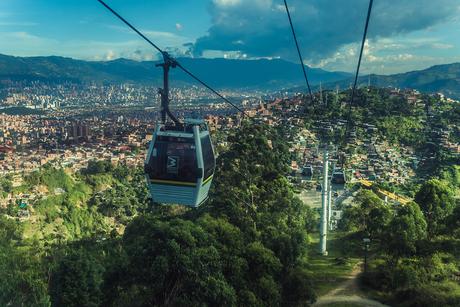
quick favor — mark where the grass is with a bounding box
[306,232,361,296]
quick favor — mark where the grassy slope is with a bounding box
[306,232,361,296]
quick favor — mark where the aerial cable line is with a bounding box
[344,0,374,140]
[283,0,314,103]
[96,0,247,117]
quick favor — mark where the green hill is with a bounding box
[322,63,460,99]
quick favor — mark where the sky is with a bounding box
[1,0,460,75]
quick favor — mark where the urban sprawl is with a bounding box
[1,83,459,215]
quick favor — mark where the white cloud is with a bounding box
[213,0,242,7]
[307,34,460,74]
[104,24,191,48]
[193,0,460,66]
[0,31,162,61]
[105,50,116,60]
[431,43,454,49]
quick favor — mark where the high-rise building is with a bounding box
[67,122,91,142]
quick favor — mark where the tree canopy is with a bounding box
[415,179,455,238]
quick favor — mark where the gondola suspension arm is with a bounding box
[157,53,180,124]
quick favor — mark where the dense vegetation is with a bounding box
[0,106,46,116]
[338,166,460,306]
[0,123,319,306]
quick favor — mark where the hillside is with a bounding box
[369,63,460,98]
[0,54,350,90]
[319,63,460,99]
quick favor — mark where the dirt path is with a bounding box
[313,263,389,307]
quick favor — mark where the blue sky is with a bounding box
[1,0,460,74]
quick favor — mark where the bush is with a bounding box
[25,166,74,191]
[395,282,460,307]
[282,267,316,306]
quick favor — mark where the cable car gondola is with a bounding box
[143,54,215,207]
[95,1,246,207]
[302,165,313,180]
[331,168,346,185]
[145,120,215,207]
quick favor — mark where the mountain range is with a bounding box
[0,54,349,90]
[1,53,460,98]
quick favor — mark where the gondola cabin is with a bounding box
[302,165,313,179]
[331,169,346,185]
[144,119,215,207]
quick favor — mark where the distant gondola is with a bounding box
[302,165,313,179]
[331,169,346,184]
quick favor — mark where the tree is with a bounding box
[0,248,51,307]
[196,214,250,301]
[208,123,310,238]
[415,179,455,238]
[379,116,425,146]
[339,190,391,240]
[439,165,460,189]
[25,166,74,191]
[104,216,237,306]
[0,215,22,247]
[282,267,316,306]
[83,160,113,175]
[385,203,427,259]
[244,241,282,304]
[0,177,12,193]
[448,204,460,238]
[50,248,104,307]
[0,217,50,306]
[202,123,316,305]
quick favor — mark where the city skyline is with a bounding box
[1,0,460,75]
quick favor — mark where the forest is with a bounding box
[0,123,320,306]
